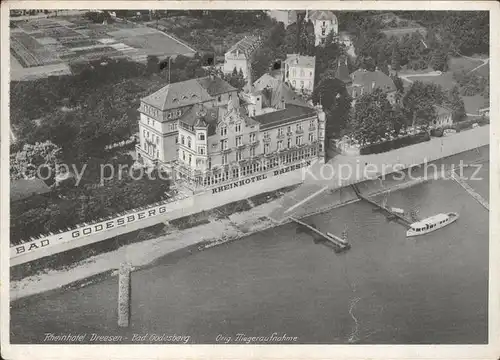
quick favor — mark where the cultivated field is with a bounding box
[10,15,196,80]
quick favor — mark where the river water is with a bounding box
[10,147,489,344]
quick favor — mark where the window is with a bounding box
[249,133,256,142]
[277,140,283,150]
[278,128,284,136]
[198,146,205,155]
[287,126,291,134]
[296,136,303,145]
[198,133,205,141]
[236,136,242,146]
[264,131,269,139]
[143,130,146,137]
[309,132,314,142]
[222,154,228,164]
[177,110,182,116]
[235,123,241,133]
[250,147,256,157]
[229,94,232,100]
[147,118,150,125]
[236,151,243,161]
[321,28,326,36]
[287,138,291,148]
[182,151,186,161]
[296,123,302,131]
[188,154,192,164]
[168,112,172,119]
[175,136,178,144]
[217,95,222,102]
[220,139,228,150]
[188,137,192,148]
[300,80,304,89]
[220,126,227,136]
[264,143,270,154]
[143,142,146,150]
[310,71,313,76]
[310,119,315,127]
[181,135,185,145]
[156,136,159,145]
[208,158,212,169]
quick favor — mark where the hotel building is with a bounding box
[136,75,238,168]
[174,74,326,193]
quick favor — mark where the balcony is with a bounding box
[249,140,260,147]
[295,128,304,134]
[236,143,247,149]
[286,131,293,137]
[277,133,285,139]
[263,136,271,143]
[309,126,316,131]
[221,147,232,154]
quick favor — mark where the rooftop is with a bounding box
[308,10,337,21]
[226,35,261,56]
[349,69,396,93]
[141,76,236,112]
[253,73,311,108]
[254,104,317,130]
[433,104,453,116]
[335,56,351,84]
[11,178,51,202]
[284,54,316,68]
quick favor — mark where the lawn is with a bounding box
[449,55,488,73]
[404,72,457,91]
[463,95,488,115]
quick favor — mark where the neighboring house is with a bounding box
[174,74,326,193]
[11,178,51,204]
[223,36,262,80]
[335,56,351,85]
[348,69,397,107]
[432,105,453,128]
[282,54,316,94]
[137,75,238,167]
[267,10,298,27]
[306,10,338,46]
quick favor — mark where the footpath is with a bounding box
[10,125,491,300]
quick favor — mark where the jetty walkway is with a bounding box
[451,172,489,210]
[288,217,350,253]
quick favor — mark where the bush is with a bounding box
[430,128,444,137]
[360,132,431,155]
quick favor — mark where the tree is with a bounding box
[391,44,402,71]
[351,88,394,145]
[430,47,449,72]
[403,81,444,128]
[445,85,466,123]
[10,141,62,186]
[391,73,405,95]
[389,104,408,135]
[311,78,352,138]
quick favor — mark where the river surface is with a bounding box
[10,148,489,344]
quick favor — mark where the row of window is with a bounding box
[291,80,310,89]
[275,121,314,137]
[143,129,160,145]
[198,148,318,187]
[219,121,241,136]
[290,68,313,78]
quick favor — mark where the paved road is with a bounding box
[268,125,490,222]
[399,71,442,84]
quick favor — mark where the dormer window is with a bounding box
[167,112,172,119]
[177,110,181,116]
[173,98,178,102]
[192,94,197,98]
[182,95,188,100]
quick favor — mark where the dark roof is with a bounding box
[349,69,396,94]
[226,36,261,56]
[141,76,235,111]
[196,76,237,96]
[179,104,219,136]
[11,178,51,202]
[254,104,317,130]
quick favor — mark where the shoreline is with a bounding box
[10,144,489,301]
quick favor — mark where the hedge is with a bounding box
[360,132,431,155]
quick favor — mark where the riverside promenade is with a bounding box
[269,125,491,222]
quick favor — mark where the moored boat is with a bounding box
[406,212,459,237]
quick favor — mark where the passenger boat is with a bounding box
[406,212,459,237]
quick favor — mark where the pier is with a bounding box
[451,172,489,210]
[288,217,350,253]
[351,184,412,228]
